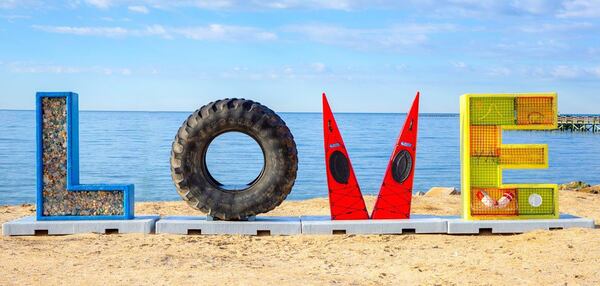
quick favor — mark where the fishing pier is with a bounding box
[558,115,600,133]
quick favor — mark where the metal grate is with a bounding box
[470,125,500,157]
[517,188,555,215]
[470,157,499,188]
[470,97,516,126]
[500,147,546,165]
[516,96,555,125]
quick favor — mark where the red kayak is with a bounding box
[322,93,369,220]
[371,92,420,219]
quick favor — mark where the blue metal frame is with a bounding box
[36,92,134,220]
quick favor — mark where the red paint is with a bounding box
[322,93,369,220]
[371,92,420,219]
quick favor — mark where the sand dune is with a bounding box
[1,191,599,285]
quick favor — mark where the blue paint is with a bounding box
[36,92,134,221]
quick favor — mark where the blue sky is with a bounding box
[0,0,599,113]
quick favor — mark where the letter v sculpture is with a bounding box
[323,92,420,220]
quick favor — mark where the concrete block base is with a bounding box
[2,216,160,236]
[4,214,594,236]
[447,214,595,234]
[301,215,449,235]
[156,216,301,236]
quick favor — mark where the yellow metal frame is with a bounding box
[460,93,559,220]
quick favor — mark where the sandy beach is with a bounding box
[1,191,599,286]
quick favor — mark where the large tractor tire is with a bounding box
[170,98,298,220]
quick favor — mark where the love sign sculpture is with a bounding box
[31,91,561,224]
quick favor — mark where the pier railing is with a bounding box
[558,115,600,132]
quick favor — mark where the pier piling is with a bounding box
[558,116,600,133]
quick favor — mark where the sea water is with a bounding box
[1,110,599,205]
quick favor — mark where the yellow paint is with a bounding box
[460,93,559,220]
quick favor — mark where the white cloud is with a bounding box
[310,62,326,72]
[2,62,162,76]
[32,25,129,37]
[80,0,377,11]
[20,0,553,16]
[215,64,368,81]
[488,66,512,76]
[558,0,600,18]
[120,68,132,75]
[3,61,137,76]
[86,0,113,9]
[519,22,594,32]
[151,0,235,10]
[393,64,406,71]
[143,24,170,38]
[510,0,559,14]
[72,0,238,10]
[139,0,560,15]
[257,0,357,10]
[31,24,277,41]
[587,47,600,55]
[173,24,277,41]
[396,0,561,17]
[0,14,30,22]
[0,0,41,9]
[588,66,600,77]
[100,16,132,22]
[5,0,596,20]
[128,5,149,13]
[551,65,580,79]
[452,61,468,69]
[492,39,569,58]
[0,0,17,9]
[286,23,454,51]
[548,65,600,79]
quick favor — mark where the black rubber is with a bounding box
[170,98,298,220]
[391,150,413,184]
[329,151,350,184]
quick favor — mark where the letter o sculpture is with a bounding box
[170,98,298,220]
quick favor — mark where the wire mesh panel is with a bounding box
[516,96,555,125]
[470,157,499,188]
[500,146,546,166]
[471,188,518,216]
[470,126,500,157]
[517,188,555,215]
[470,97,516,126]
